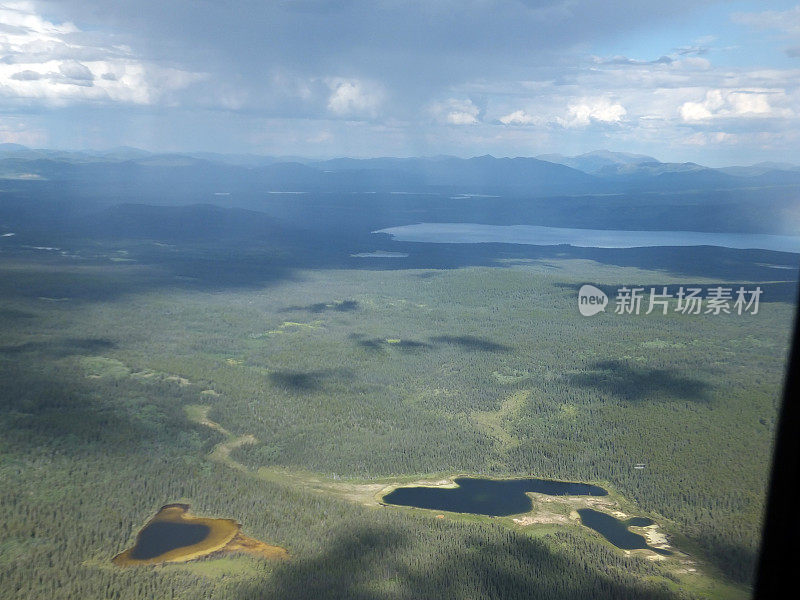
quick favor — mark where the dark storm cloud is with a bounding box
[39,0,714,108]
[6,1,797,162]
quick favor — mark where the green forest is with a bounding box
[0,239,794,600]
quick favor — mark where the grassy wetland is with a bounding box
[0,209,796,599]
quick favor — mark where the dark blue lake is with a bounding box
[577,508,671,555]
[382,477,607,517]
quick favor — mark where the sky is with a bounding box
[1,0,799,164]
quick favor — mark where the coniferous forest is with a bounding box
[1,201,795,599]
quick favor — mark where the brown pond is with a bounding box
[113,504,287,566]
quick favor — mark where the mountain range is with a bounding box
[2,145,799,196]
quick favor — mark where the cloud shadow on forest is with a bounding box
[566,359,711,402]
[269,368,354,392]
[0,336,115,357]
[281,300,360,313]
[0,358,161,455]
[350,333,508,354]
[350,333,432,354]
[233,522,681,600]
[430,335,510,352]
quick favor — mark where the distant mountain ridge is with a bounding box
[1,145,799,196]
[535,150,660,174]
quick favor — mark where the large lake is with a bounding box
[382,478,672,553]
[382,477,607,517]
[374,223,800,253]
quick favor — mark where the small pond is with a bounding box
[129,521,211,560]
[113,504,240,566]
[577,508,671,555]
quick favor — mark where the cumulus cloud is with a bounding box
[429,98,480,125]
[499,109,542,126]
[679,88,792,122]
[326,78,384,118]
[0,1,205,105]
[560,97,627,127]
[58,59,93,81]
